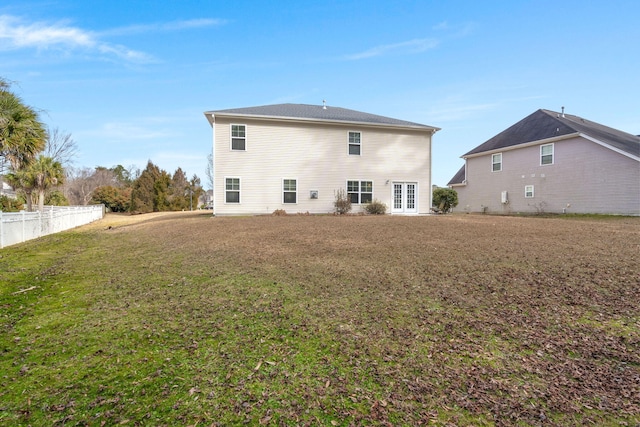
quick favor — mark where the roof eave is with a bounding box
[204,111,440,133]
[461,132,580,159]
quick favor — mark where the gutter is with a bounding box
[204,111,440,133]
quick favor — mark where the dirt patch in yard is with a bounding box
[97,212,640,425]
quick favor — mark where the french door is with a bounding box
[392,182,418,214]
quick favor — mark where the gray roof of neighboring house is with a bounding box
[447,164,466,186]
[463,109,640,158]
[205,103,439,130]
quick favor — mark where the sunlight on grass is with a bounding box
[1,213,639,425]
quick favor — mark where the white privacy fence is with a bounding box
[0,205,104,249]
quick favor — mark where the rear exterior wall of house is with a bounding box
[212,117,433,215]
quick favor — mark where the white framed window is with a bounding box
[225,177,240,203]
[231,124,246,151]
[492,153,502,172]
[283,179,297,204]
[348,131,361,155]
[525,185,534,198]
[541,144,553,165]
[347,180,373,204]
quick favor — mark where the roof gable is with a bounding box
[463,109,639,158]
[447,164,466,186]
[205,103,439,131]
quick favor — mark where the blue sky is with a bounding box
[1,0,638,188]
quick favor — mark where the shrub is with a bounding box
[432,187,458,213]
[272,209,287,216]
[0,195,23,212]
[364,199,387,215]
[333,188,352,215]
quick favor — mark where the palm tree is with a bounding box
[5,167,35,211]
[0,78,47,200]
[32,155,65,212]
[6,155,64,211]
[0,82,47,170]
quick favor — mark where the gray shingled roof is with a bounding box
[463,109,640,158]
[206,103,438,130]
[447,164,466,186]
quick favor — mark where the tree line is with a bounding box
[0,78,204,213]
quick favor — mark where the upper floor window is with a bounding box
[348,131,361,155]
[541,144,553,165]
[347,180,372,204]
[283,179,297,204]
[225,177,240,203]
[231,124,246,151]
[492,153,502,172]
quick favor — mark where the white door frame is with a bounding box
[391,181,418,214]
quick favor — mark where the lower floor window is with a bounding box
[525,185,534,198]
[283,179,297,203]
[225,178,240,203]
[347,180,373,204]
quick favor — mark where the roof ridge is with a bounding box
[206,103,440,130]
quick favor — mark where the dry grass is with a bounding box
[1,212,639,426]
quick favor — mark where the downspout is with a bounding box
[211,114,216,216]
[428,128,435,213]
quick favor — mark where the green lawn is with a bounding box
[1,212,639,426]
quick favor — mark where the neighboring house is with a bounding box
[448,109,640,215]
[204,103,439,216]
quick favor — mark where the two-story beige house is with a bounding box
[448,109,640,215]
[204,103,439,215]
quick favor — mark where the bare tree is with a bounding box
[205,153,213,191]
[45,127,78,167]
[64,167,118,205]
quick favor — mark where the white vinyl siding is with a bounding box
[211,117,434,215]
[492,153,502,172]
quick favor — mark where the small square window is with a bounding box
[525,185,534,198]
[492,153,502,172]
[231,124,246,151]
[348,131,361,155]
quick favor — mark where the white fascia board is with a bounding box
[461,133,580,159]
[204,112,216,127]
[204,111,440,134]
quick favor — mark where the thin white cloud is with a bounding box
[0,14,154,63]
[432,21,450,31]
[344,38,439,60]
[0,15,224,63]
[98,18,226,37]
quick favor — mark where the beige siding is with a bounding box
[213,118,432,215]
[455,136,640,215]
